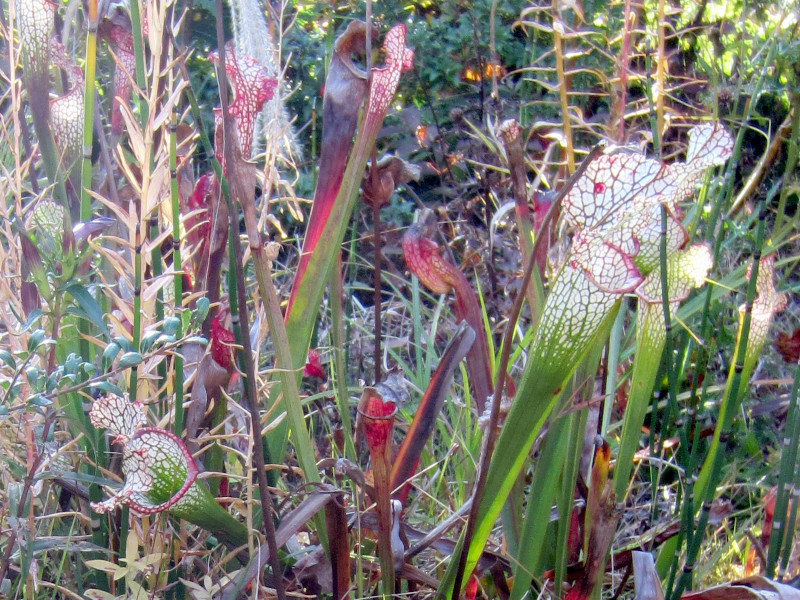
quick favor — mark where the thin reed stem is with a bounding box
[213,9,285,597]
[80,0,97,220]
[766,351,800,574]
[655,0,665,146]
[552,0,574,174]
[128,0,149,127]
[130,221,142,402]
[671,207,767,600]
[168,43,184,435]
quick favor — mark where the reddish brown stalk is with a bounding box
[402,222,492,413]
[363,155,421,384]
[390,323,475,505]
[566,439,620,600]
[358,387,399,591]
[212,7,285,598]
[498,120,534,261]
[325,491,351,600]
[498,119,546,311]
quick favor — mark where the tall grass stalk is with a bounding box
[664,30,782,589]
[128,0,149,127]
[79,0,97,220]
[766,349,800,575]
[77,0,96,368]
[778,443,800,578]
[330,259,356,460]
[654,0,666,141]
[671,212,767,600]
[168,46,184,435]
[150,215,167,403]
[130,221,142,402]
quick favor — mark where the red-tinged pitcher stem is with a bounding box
[373,447,394,594]
[358,387,397,596]
[279,24,412,457]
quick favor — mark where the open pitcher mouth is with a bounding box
[89,395,199,515]
[357,386,398,453]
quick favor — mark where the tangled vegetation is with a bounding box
[0,1,798,599]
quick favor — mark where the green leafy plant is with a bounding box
[1,1,798,598]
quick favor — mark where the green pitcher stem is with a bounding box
[615,245,713,499]
[439,297,621,596]
[613,311,666,500]
[170,482,248,549]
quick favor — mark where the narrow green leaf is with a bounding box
[89,381,125,396]
[140,330,160,353]
[0,350,16,370]
[28,329,46,352]
[66,283,109,336]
